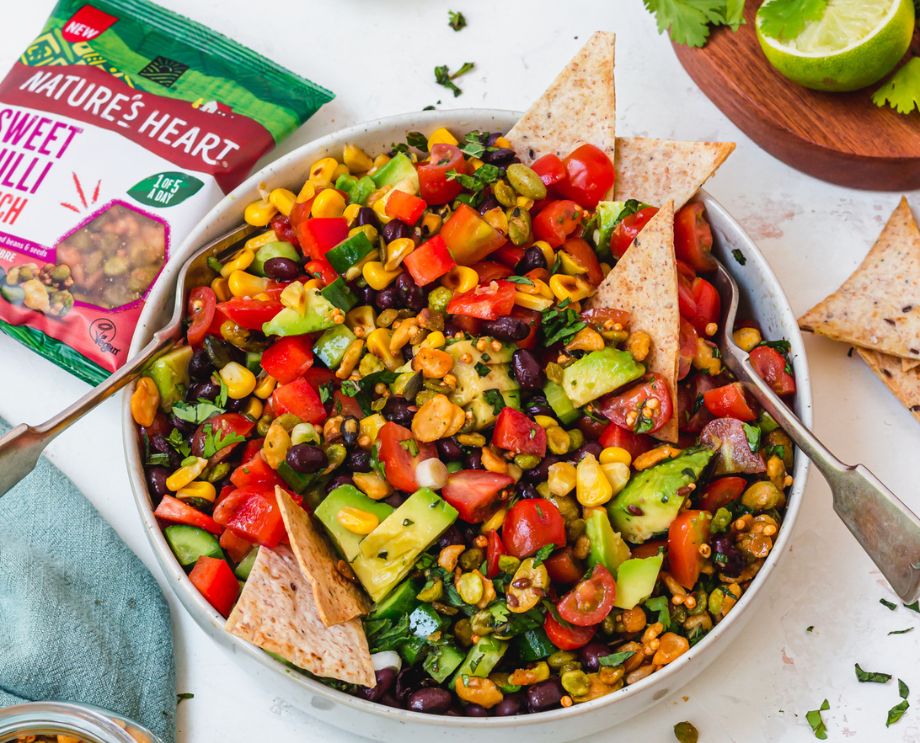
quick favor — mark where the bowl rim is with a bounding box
[122,107,813,729]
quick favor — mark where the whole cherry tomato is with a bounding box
[502,498,566,558]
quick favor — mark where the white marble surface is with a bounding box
[1,1,919,741]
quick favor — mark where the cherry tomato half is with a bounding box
[610,206,658,260]
[377,422,437,494]
[442,469,514,523]
[750,345,796,396]
[561,237,604,287]
[556,144,615,209]
[702,382,757,422]
[557,564,617,627]
[417,143,466,205]
[533,200,582,248]
[674,202,715,273]
[186,286,216,346]
[502,498,566,558]
[598,373,674,434]
[544,611,596,651]
[668,510,712,589]
[698,476,746,511]
[598,422,653,459]
[531,153,567,189]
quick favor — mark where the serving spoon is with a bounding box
[0,223,258,499]
[710,258,920,602]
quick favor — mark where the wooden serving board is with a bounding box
[672,4,920,191]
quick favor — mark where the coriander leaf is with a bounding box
[483,389,505,415]
[447,163,502,194]
[166,428,191,457]
[171,400,223,425]
[758,0,827,42]
[880,598,898,610]
[757,338,792,355]
[887,699,909,727]
[742,422,762,452]
[318,382,333,404]
[903,600,920,613]
[806,625,814,633]
[806,699,830,740]
[541,303,587,346]
[599,650,635,667]
[855,663,892,683]
[474,362,491,377]
[889,627,914,635]
[505,276,535,286]
[899,678,910,699]
[434,62,475,97]
[873,58,920,115]
[399,438,419,457]
[448,10,467,31]
[723,0,745,30]
[176,692,194,704]
[532,544,555,566]
[644,596,671,630]
[365,615,413,653]
[406,131,429,151]
[643,0,726,47]
[201,424,245,459]
[731,248,747,265]
[460,130,489,158]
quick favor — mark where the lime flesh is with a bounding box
[756,0,916,91]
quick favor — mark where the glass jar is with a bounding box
[0,702,162,743]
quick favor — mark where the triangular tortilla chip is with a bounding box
[857,348,920,424]
[902,357,920,373]
[276,487,369,626]
[614,137,735,210]
[589,202,680,443]
[507,32,616,165]
[226,545,375,688]
[799,198,920,361]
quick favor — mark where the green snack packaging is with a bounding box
[0,0,332,383]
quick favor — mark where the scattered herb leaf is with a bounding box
[872,58,920,116]
[505,275,535,286]
[406,131,429,151]
[731,248,747,265]
[889,627,914,635]
[434,62,475,97]
[644,596,671,630]
[447,163,502,194]
[758,0,827,42]
[742,422,762,452]
[171,399,224,425]
[855,663,891,684]
[903,600,919,613]
[805,699,829,740]
[448,10,467,31]
[201,424,245,459]
[880,598,898,610]
[887,699,910,727]
[176,692,194,704]
[599,650,636,667]
[532,544,555,567]
[642,0,743,48]
[542,300,587,346]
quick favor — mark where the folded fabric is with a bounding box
[0,420,176,742]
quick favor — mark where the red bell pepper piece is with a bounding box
[598,423,653,460]
[304,257,338,287]
[492,407,547,457]
[295,217,349,261]
[217,298,283,331]
[486,529,505,578]
[219,529,254,563]
[260,336,314,384]
[189,556,239,617]
[224,489,288,548]
[272,376,327,425]
[230,451,284,491]
[154,495,222,535]
[440,203,506,265]
[385,190,427,225]
[446,280,516,320]
[403,235,455,286]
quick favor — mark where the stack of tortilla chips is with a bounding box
[799,198,920,423]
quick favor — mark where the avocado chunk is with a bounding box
[371,152,420,192]
[561,347,645,407]
[314,324,357,369]
[351,488,458,602]
[451,362,519,408]
[262,288,338,337]
[585,507,631,574]
[424,643,466,683]
[409,603,447,638]
[315,485,394,561]
[543,380,579,425]
[250,241,299,276]
[608,448,714,543]
[452,636,508,683]
[614,554,664,609]
[370,577,420,620]
[468,388,521,430]
[147,345,193,411]
[592,201,628,260]
[446,338,515,366]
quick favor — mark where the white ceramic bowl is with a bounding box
[123,109,812,742]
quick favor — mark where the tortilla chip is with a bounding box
[588,202,680,443]
[614,137,735,210]
[507,32,616,165]
[857,348,920,424]
[276,487,369,626]
[225,545,375,688]
[902,357,920,373]
[799,198,920,361]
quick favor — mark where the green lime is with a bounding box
[756,0,916,92]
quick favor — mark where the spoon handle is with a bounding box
[0,327,178,499]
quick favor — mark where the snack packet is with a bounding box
[0,0,332,384]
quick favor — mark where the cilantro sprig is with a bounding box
[541,300,587,347]
[806,699,830,739]
[757,0,826,42]
[448,10,467,31]
[873,58,920,116]
[434,62,475,97]
[642,0,745,48]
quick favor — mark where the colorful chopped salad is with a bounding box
[132,34,798,718]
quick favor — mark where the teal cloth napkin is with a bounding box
[0,420,176,742]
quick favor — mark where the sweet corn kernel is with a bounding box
[353,471,393,500]
[311,188,347,219]
[243,397,263,420]
[422,330,446,349]
[546,426,571,455]
[549,274,593,302]
[336,506,380,535]
[254,374,277,399]
[333,163,350,179]
[384,237,415,272]
[360,413,387,444]
[308,157,339,188]
[515,196,535,209]
[733,326,763,352]
[371,194,393,224]
[428,127,459,146]
[363,261,401,290]
[262,422,292,470]
[547,461,577,497]
[244,230,279,252]
[481,507,507,533]
[515,291,554,311]
[441,266,479,293]
[421,212,442,236]
[210,276,230,301]
[576,453,614,507]
[494,135,512,148]
[343,203,362,224]
[220,247,254,278]
[600,462,631,496]
[280,281,307,313]
[534,415,557,429]
[600,446,632,467]
[268,188,296,217]
[165,458,208,492]
[243,199,277,227]
[343,144,374,173]
[228,270,269,298]
[177,480,217,503]
[220,361,257,399]
[296,180,316,203]
[366,328,401,370]
[130,377,160,427]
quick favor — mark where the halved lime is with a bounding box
[756,0,916,92]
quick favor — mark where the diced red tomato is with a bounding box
[260,336,314,384]
[470,261,513,283]
[678,319,700,381]
[502,498,566,558]
[270,212,298,246]
[403,235,455,286]
[440,203,506,265]
[217,298,283,331]
[530,153,567,189]
[295,217,349,261]
[557,564,616,626]
[532,200,582,248]
[668,510,711,589]
[486,529,505,578]
[304,366,335,389]
[220,529,254,563]
[385,189,427,225]
[632,538,668,560]
[610,207,658,260]
[560,237,603,287]
[442,470,514,523]
[544,612,596,650]
[377,422,437,493]
[186,286,216,346]
[598,373,674,435]
[750,345,796,396]
[492,244,524,269]
[417,143,465,205]
[544,548,584,585]
[698,477,746,511]
[224,489,288,547]
[598,422,653,459]
[272,376,327,425]
[304,257,338,287]
[692,277,721,331]
[702,382,757,421]
[492,407,547,457]
[230,451,284,491]
[331,389,363,419]
[511,306,541,350]
[446,279,516,320]
[189,556,239,617]
[555,144,615,209]
[154,495,222,534]
[674,203,715,273]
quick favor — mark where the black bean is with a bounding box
[146,466,170,499]
[325,473,353,493]
[382,396,414,427]
[464,448,483,470]
[579,641,613,672]
[150,435,181,469]
[187,380,219,402]
[462,703,490,717]
[482,147,518,166]
[263,257,301,282]
[482,316,530,342]
[436,437,463,461]
[404,286,425,311]
[375,286,400,310]
[570,441,602,463]
[478,195,500,214]
[577,414,608,440]
[356,206,379,228]
[526,679,563,712]
[524,395,553,419]
[353,283,377,306]
[341,416,360,448]
[523,454,561,483]
[188,348,212,381]
[493,693,524,716]
[359,668,397,702]
[712,533,746,577]
[407,688,453,714]
[286,444,327,474]
[384,491,408,508]
[169,414,197,435]
[485,132,503,147]
[515,246,548,275]
[435,525,465,549]
[381,219,411,243]
[346,448,372,472]
[225,396,248,412]
[516,482,539,500]
[512,349,544,389]
[396,666,429,702]
[380,694,402,709]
